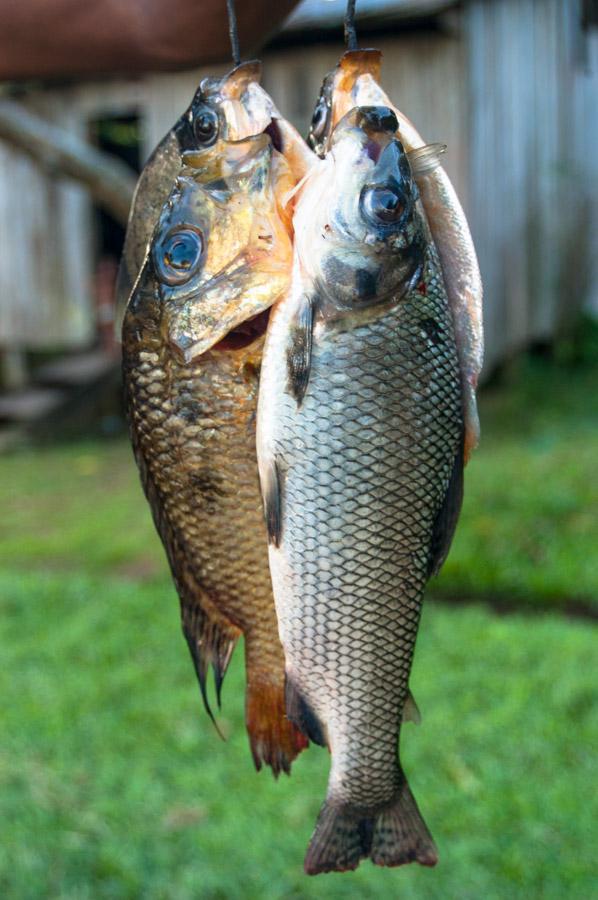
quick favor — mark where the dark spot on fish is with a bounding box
[323,254,353,285]
[355,268,378,301]
[177,400,203,422]
[286,294,314,406]
[263,458,283,547]
[242,361,261,383]
[420,317,442,345]
[265,120,283,153]
[250,161,267,193]
[188,469,227,501]
[417,280,428,296]
[285,674,327,746]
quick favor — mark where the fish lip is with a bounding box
[181,132,271,178]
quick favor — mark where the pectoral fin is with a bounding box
[286,293,315,406]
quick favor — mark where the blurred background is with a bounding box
[0,1,596,897]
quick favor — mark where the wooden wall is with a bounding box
[466,0,598,369]
[0,98,93,348]
[1,0,596,369]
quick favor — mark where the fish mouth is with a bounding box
[212,308,270,352]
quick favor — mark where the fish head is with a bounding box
[134,132,293,362]
[308,49,382,157]
[116,60,282,331]
[175,59,276,151]
[296,105,425,315]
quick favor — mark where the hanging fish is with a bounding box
[257,107,464,871]
[308,49,483,462]
[115,59,311,329]
[122,131,310,775]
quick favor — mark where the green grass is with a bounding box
[0,352,596,897]
[434,351,598,609]
[1,351,597,610]
[1,571,596,899]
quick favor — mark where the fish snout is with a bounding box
[354,106,398,136]
[360,141,415,229]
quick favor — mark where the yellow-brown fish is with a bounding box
[122,132,309,775]
[115,59,311,329]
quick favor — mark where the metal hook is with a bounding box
[226,0,241,66]
[344,0,358,51]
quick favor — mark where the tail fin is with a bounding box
[370,779,438,868]
[304,777,437,875]
[246,675,308,778]
[304,803,366,875]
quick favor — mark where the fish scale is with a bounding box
[259,228,462,868]
[123,283,307,776]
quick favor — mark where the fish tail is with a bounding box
[304,775,437,875]
[370,776,438,868]
[245,672,308,778]
[304,802,368,875]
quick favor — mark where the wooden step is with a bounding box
[0,387,67,423]
[34,350,118,388]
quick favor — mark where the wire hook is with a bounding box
[226,0,241,66]
[344,0,358,51]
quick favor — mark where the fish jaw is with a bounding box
[146,133,294,363]
[163,261,290,363]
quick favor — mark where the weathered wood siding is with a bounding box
[467,0,598,369]
[1,0,596,362]
[262,33,469,208]
[0,98,93,348]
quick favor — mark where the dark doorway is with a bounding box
[89,114,141,351]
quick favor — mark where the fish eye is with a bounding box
[193,106,219,146]
[360,184,406,226]
[154,227,203,285]
[310,96,329,141]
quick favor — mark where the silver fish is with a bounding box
[257,107,464,873]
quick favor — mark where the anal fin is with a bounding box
[402,690,422,725]
[285,674,327,747]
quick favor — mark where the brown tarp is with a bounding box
[0,0,300,81]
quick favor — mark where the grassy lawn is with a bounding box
[0,351,596,897]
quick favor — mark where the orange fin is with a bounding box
[246,675,308,777]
